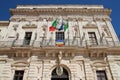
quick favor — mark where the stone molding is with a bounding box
[10,8,111,16]
[91,61,108,67]
[0,47,119,59]
[11,61,29,67]
[83,23,97,29]
[22,24,37,29]
[10,17,111,22]
[0,21,9,26]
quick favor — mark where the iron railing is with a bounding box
[0,39,120,48]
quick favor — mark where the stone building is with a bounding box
[0,5,120,80]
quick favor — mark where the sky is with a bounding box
[0,0,120,40]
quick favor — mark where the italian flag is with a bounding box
[49,20,57,31]
[64,21,69,31]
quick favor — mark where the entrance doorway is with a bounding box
[51,67,69,80]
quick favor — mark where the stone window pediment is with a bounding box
[92,62,107,67]
[22,24,37,29]
[83,23,97,29]
[12,61,29,67]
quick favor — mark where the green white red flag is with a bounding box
[49,19,57,31]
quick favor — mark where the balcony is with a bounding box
[0,39,120,48]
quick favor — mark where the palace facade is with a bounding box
[0,5,120,80]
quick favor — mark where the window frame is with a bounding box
[24,32,32,45]
[96,70,108,80]
[56,32,64,41]
[88,32,98,45]
[13,70,24,80]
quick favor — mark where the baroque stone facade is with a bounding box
[0,5,120,80]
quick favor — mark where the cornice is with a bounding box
[93,17,111,21]
[17,5,104,8]
[0,21,9,26]
[10,8,111,16]
[0,46,120,55]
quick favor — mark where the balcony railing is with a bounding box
[0,39,120,48]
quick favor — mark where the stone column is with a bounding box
[84,59,94,80]
[105,20,119,42]
[107,55,120,80]
[42,60,51,80]
[95,20,104,45]
[105,67,113,80]
[77,20,83,46]
[0,55,12,80]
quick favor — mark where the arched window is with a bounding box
[51,67,69,80]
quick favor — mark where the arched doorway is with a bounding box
[51,67,69,80]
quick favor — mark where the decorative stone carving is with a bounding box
[42,25,47,32]
[37,65,41,73]
[88,48,107,57]
[10,18,21,22]
[78,18,83,21]
[74,26,78,32]
[10,18,17,22]
[68,17,73,21]
[104,17,111,21]
[83,23,97,29]
[58,51,62,64]
[22,24,37,29]
[73,25,79,38]
[91,61,108,78]
[48,17,53,21]
[13,48,31,57]
[93,17,104,21]
[94,17,111,22]
[13,24,18,31]
[102,25,111,37]
[19,18,27,22]
[56,66,63,76]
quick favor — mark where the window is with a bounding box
[56,32,64,46]
[56,32,64,40]
[88,32,98,45]
[14,70,24,80]
[24,32,32,45]
[96,70,107,80]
